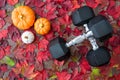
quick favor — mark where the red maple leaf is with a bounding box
[4,46,11,55]
[25,44,36,53]
[58,14,71,25]
[0,64,8,72]
[72,27,82,36]
[13,48,25,60]
[23,65,39,79]
[0,29,8,40]
[51,21,60,32]
[68,61,78,70]
[63,25,72,36]
[0,18,5,28]
[8,24,21,42]
[0,10,6,18]
[79,58,91,74]
[85,0,98,8]
[110,54,120,67]
[71,0,81,11]
[108,36,120,48]
[95,0,108,8]
[117,20,120,27]
[0,0,6,7]
[0,47,5,59]
[113,45,120,55]
[7,0,18,5]
[34,70,48,80]
[37,51,50,63]
[38,38,49,50]
[56,71,71,80]
[78,46,88,56]
[34,0,45,7]
[54,60,64,66]
[44,31,55,41]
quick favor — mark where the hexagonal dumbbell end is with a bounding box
[88,15,113,41]
[49,37,70,61]
[86,47,111,67]
[71,6,95,26]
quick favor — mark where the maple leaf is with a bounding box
[77,46,88,56]
[95,0,108,8]
[0,10,6,18]
[58,14,71,25]
[108,36,120,48]
[7,0,18,6]
[44,31,55,41]
[8,24,21,42]
[0,64,8,72]
[37,51,50,63]
[113,45,120,55]
[0,18,5,29]
[117,20,120,27]
[71,68,79,79]
[56,71,71,80]
[13,48,25,60]
[0,0,6,7]
[79,58,91,74]
[85,0,98,8]
[51,22,60,32]
[72,72,91,80]
[54,60,64,66]
[34,0,45,7]
[25,44,36,53]
[4,46,11,55]
[57,8,67,16]
[23,65,39,79]
[35,70,48,80]
[71,0,81,11]
[72,27,82,36]
[0,29,8,40]
[62,0,73,11]
[68,61,78,70]
[38,38,49,50]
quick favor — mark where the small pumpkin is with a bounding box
[21,31,35,44]
[12,6,35,30]
[34,18,51,35]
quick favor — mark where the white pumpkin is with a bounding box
[21,31,35,44]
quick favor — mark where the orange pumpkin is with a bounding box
[11,6,35,30]
[34,18,51,35]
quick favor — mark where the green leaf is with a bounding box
[3,56,15,67]
[14,2,24,8]
[91,67,100,76]
[49,74,57,80]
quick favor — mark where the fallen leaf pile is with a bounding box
[0,0,120,80]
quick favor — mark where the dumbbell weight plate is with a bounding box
[71,6,95,26]
[49,37,70,61]
[86,47,111,67]
[88,15,113,41]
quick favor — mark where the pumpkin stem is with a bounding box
[24,36,28,39]
[19,15,23,19]
[39,23,44,28]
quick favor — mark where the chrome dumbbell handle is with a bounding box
[66,31,93,47]
[66,24,99,51]
[84,24,99,50]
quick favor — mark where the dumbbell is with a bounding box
[49,6,95,61]
[71,6,112,66]
[49,6,112,67]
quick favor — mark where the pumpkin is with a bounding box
[11,6,35,30]
[21,31,35,44]
[34,18,51,35]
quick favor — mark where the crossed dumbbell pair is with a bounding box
[49,6,113,67]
